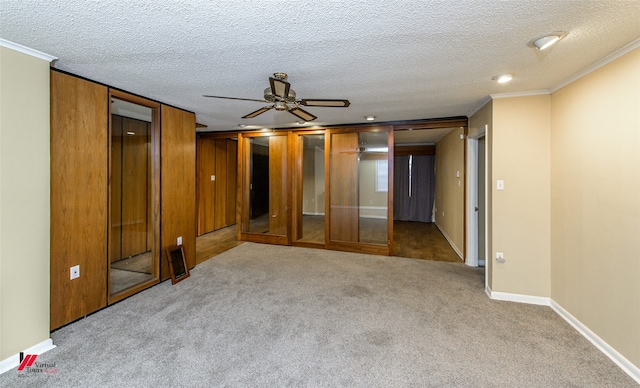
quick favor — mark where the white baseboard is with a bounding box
[483,288,639,383]
[551,300,640,384]
[0,338,56,374]
[486,287,550,306]
[434,221,463,260]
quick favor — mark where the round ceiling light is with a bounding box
[365,116,376,121]
[492,74,513,84]
[528,32,567,50]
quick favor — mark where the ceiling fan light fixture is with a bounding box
[492,74,513,84]
[207,72,349,122]
[528,32,566,50]
[270,76,290,99]
[264,88,275,102]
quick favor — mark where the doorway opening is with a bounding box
[392,128,462,263]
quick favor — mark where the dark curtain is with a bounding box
[393,155,435,222]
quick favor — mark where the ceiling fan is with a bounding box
[204,72,350,122]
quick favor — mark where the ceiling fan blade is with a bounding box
[288,107,317,122]
[301,99,350,107]
[242,106,273,119]
[203,95,267,103]
[269,77,290,99]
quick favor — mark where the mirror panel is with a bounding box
[242,135,288,237]
[110,97,158,297]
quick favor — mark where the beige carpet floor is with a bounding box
[2,243,634,386]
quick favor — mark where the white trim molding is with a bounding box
[0,338,56,375]
[0,38,57,62]
[551,300,640,384]
[490,90,550,100]
[486,287,550,306]
[466,95,492,118]
[550,37,640,93]
[434,221,464,260]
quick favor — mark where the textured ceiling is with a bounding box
[1,1,639,133]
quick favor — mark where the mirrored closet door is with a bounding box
[109,93,160,301]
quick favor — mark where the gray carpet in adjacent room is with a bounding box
[1,243,634,387]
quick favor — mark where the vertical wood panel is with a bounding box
[50,70,108,330]
[269,135,288,235]
[196,138,215,235]
[161,105,196,280]
[214,138,227,230]
[329,132,359,242]
[226,139,238,226]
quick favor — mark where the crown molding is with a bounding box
[466,96,492,118]
[0,38,57,62]
[490,90,550,100]
[550,37,640,93]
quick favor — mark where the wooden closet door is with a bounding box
[214,138,228,230]
[197,138,216,235]
[225,139,238,227]
[269,135,288,236]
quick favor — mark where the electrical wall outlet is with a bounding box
[496,252,505,263]
[177,236,182,246]
[70,265,80,280]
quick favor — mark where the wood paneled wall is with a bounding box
[50,71,108,330]
[161,105,196,280]
[51,70,197,328]
[196,137,237,236]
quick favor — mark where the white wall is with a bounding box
[550,46,640,371]
[490,94,551,298]
[0,42,55,366]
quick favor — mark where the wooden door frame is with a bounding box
[325,125,393,256]
[108,89,161,304]
[236,130,291,245]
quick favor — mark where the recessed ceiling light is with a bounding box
[238,124,246,129]
[528,32,566,50]
[365,116,376,121]
[297,121,305,125]
[492,74,513,84]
